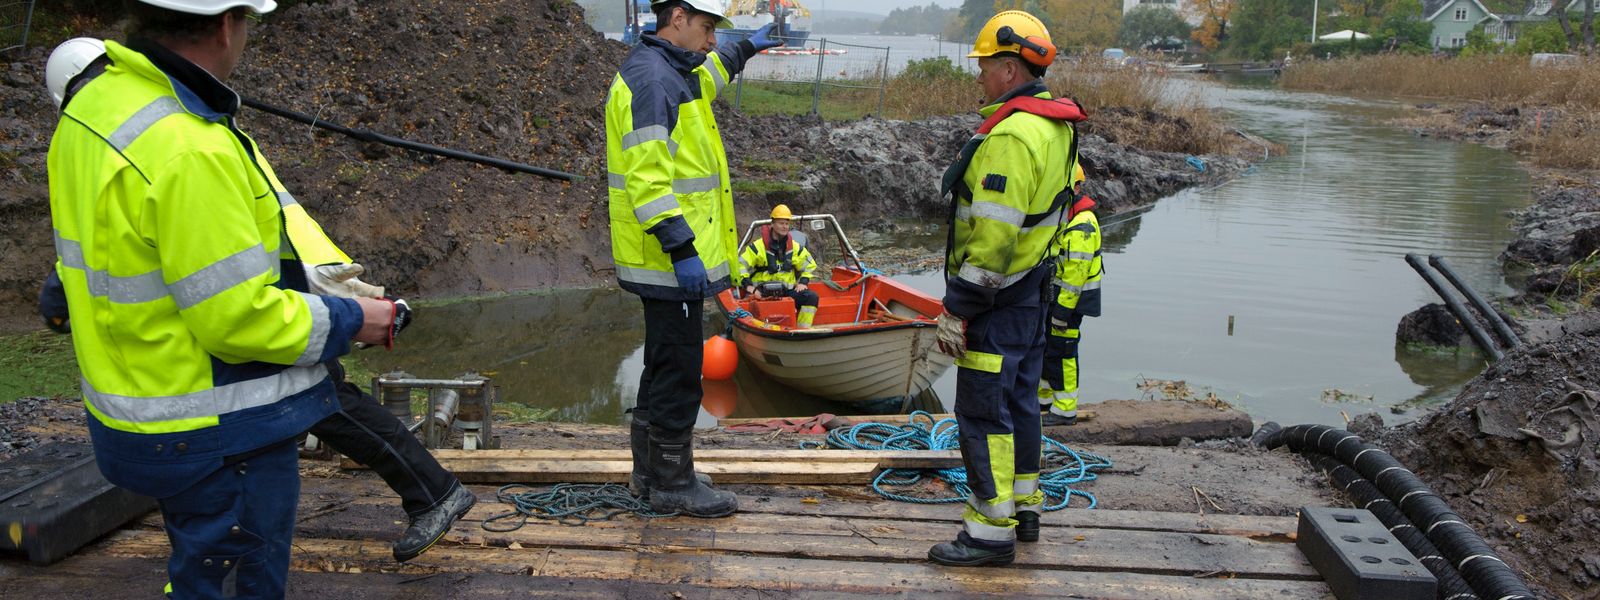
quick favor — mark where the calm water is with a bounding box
[364,77,1529,428]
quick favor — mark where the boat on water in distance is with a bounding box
[723,0,812,48]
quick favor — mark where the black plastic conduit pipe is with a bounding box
[1257,423,1533,600]
[1302,452,1478,600]
[1428,254,1521,349]
[1405,253,1503,361]
[241,98,581,182]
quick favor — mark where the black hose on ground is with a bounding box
[241,97,582,182]
[1427,254,1521,349]
[1257,423,1533,600]
[1405,253,1503,361]
[1301,452,1478,600]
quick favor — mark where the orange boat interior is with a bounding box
[725,267,943,331]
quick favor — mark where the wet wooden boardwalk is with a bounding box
[3,475,1332,599]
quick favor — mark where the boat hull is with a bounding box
[715,266,953,405]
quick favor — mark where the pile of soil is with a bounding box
[0,0,1258,334]
[1378,316,1600,598]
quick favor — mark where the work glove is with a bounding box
[673,255,710,298]
[936,311,966,358]
[39,270,70,334]
[305,262,385,299]
[749,23,783,52]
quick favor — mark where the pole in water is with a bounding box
[1404,253,1503,361]
[1227,315,1235,336]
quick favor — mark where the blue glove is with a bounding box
[673,255,710,297]
[749,23,783,51]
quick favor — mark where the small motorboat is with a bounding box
[713,214,954,404]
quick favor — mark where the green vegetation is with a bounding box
[732,179,803,195]
[742,158,806,179]
[0,331,81,403]
[722,81,878,121]
[1118,5,1191,51]
[878,4,958,36]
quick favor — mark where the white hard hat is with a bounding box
[133,0,277,15]
[46,37,106,108]
[651,0,732,29]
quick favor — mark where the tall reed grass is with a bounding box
[1283,55,1600,170]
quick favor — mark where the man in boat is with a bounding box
[43,2,421,595]
[930,10,1085,566]
[43,34,475,568]
[604,0,782,517]
[1038,163,1102,427]
[738,204,821,328]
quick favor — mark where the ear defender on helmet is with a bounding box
[996,25,1056,67]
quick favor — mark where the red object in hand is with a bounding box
[702,333,738,380]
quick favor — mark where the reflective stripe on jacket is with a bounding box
[942,81,1084,318]
[605,35,756,300]
[1052,205,1102,318]
[738,232,818,287]
[49,40,360,497]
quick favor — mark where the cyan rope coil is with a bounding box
[800,410,1112,510]
[481,483,679,529]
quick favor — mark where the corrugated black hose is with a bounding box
[1256,423,1533,600]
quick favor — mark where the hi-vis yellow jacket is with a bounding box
[49,40,361,498]
[605,35,758,300]
[738,230,818,287]
[1051,199,1103,319]
[941,80,1084,318]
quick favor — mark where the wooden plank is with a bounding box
[340,448,962,470]
[89,529,1331,599]
[420,460,879,484]
[288,498,1316,580]
[289,476,1299,540]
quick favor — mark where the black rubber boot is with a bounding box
[630,416,712,498]
[1041,411,1077,427]
[1015,511,1040,542]
[928,532,1015,566]
[394,484,476,562]
[647,429,737,518]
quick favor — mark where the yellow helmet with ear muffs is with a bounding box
[968,10,1056,67]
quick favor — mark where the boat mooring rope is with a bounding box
[481,483,679,530]
[799,411,1113,510]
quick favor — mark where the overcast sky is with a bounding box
[810,0,957,17]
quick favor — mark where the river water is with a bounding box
[363,76,1529,428]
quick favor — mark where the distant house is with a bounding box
[1423,0,1587,49]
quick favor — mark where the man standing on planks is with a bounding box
[930,10,1085,566]
[604,0,782,517]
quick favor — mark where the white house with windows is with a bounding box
[1423,0,1587,49]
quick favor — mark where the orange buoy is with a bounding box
[700,377,739,418]
[702,333,738,380]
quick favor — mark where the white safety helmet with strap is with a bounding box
[651,0,733,29]
[46,37,106,109]
[134,0,277,15]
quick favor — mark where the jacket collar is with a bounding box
[979,79,1049,117]
[641,34,707,74]
[123,37,240,123]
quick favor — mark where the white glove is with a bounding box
[936,311,967,358]
[305,262,385,299]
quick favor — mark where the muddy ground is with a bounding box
[0,0,1254,333]
[1378,104,1600,599]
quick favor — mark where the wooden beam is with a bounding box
[341,448,961,470]
[91,529,1331,598]
[407,459,879,484]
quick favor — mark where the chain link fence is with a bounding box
[731,36,891,119]
[0,0,35,54]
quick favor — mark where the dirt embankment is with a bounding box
[1381,104,1600,599]
[0,0,1254,333]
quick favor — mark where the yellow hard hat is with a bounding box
[1071,163,1085,188]
[968,11,1056,67]
[770,204,794,220]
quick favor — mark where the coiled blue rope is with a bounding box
[481,483,679,529]
[800,411,1112,510]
